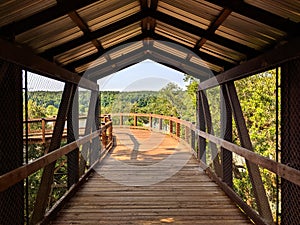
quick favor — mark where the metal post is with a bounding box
[200,90,221,175]
[67,87,79,189]
[31,82,77,225]
[281,59,300,225]
[225,81,273,224]
[0,61,24,225]
[197,90,206,163]
[220,85,233,187]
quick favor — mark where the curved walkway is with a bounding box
[51,128,253,224]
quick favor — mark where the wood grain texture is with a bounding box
[50,128,253,224]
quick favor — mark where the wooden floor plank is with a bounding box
[50,128,253,225]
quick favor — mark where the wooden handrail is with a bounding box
[0,120,113,193]
[112,113,300,187]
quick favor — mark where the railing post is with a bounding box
[191,122,196,151]
[149,114,152,129]
[176,119,180,138]
[133,115,137,127]
[41,118,46,144]
[159,116,163,131]
[169,116,173,134]
[185,126,190,143]
[120,115,123,126]
[102,127,107,149]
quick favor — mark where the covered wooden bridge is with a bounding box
[0,0,300,224]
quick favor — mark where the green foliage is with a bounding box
[101,82,197,123]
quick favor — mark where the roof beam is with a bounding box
[205,0,299,36]
[40,11,147,60]
[0,38,98,91]
[66,31,232,74]
[0,0,100,37]
[199,36,300,90]
[152,11,259,58]
[152,33,234,71]
[88,50,208,81]
[68,11,104,52]
[64,34,147,71]
[84,43,212,80]
[85,48,148,79]
[194,8,232,49]
[148,49,213,79]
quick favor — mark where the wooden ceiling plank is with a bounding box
[64,34,147,71]
[0,0,100,37]
[40,11,146,60]
[205,0,299,35]
[153,11,259,58]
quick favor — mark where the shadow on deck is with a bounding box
[50,128,252,225]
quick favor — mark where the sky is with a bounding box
[25,60,187,92]
[97,59,187,91]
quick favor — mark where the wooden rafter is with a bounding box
[206,0,299,36]
[0,0,100,37]
[68,11,104,52]
[194,8,232,50]
[152,33,234,70]
[64,31,232,74]
[152,11,259,58]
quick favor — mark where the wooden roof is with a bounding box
[0,0,299,82]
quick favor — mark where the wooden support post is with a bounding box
[191,123,195,151]
[169,118,173,134]
[200,90,221,175]
[149,114,152,129]
[176,121,180,138]
[102,128,107,149]
[67,87,79,189]
[120,115,123,126]
[0,61,23,225]
[197,90,206,163]
[225,81,273,224]
[281,59,300,225]
[159,116,163,131]
[185,126,190,144]
[31,83,77,225]
[41,118,46,144]
[220,85,233,187]
[133,115,137,127]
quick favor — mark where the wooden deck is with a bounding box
[50,128,253,225]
